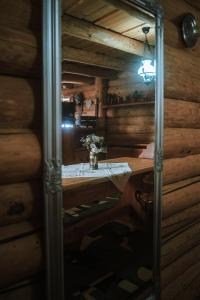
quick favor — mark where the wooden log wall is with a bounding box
[106,71,155,157]
[0,1,43,299]
[62,83,96,100]
[160,0,200,298]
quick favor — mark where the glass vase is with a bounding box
[89,151,98,170]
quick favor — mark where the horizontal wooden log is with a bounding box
[0,0,41,30]
[0,181,41,226]
[163,176,200,194]
[63,86,96,102]
[173,271,200,300]
[163,154,200,184]
[62,14,151,58]
[62,46,130,71]
[165,45,200,101]
[0,223,42,288]
[62,61,118,79]
[162,260,200,300]
[63,84,95,94]
[162,179,200,218]
[0,26,40,77]
[162,203,200,237]
[0,221,40,244]
[162,243,200,288]
[62,73,95,85]
[107,146,144,158]
[164,99,200,128]
[0,279,44,300]
[107,133,154,145]
[161,222,200,268]
[106,105,154,118]
[0,132,41,184]
[107,125,154,134]
[0,76,41,128]
[164,128,200,158]
[107,116,154,127]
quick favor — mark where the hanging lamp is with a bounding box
[138,26,156,84]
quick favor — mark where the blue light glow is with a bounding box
[138,59,156,84]
[61,123,74,128]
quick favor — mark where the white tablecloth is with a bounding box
[62,162,133,192]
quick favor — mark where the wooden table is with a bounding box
[62,157,153,191]
[62,157,153,243]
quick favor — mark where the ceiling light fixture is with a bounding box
[138,26,156,84]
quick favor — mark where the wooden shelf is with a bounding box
[102,101,154,108]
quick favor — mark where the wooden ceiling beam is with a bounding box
[62,61,119,79]
[62,73,95,85]
[62,46,134,71]
[101,0,154,24]
[62,14,152,58]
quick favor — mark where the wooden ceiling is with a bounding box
[62,0,155,84]
[62,0,155,44]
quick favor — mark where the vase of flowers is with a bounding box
[81,134,106,169]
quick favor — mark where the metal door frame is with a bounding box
[43,0,64,299]
[43,1,164,299]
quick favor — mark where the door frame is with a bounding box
[43,1,164,299]
[43,0,64,299]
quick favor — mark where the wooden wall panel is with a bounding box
[164,99,200,128]
[162,203,200,237]
[161,221,200,268]
[0,0,41,30]
[162,178,200,218]
[0,279,45,300]
[0,181,41,226]
[165,46,200,101]
[162,258,200,300]
[107,71,155,102]
[164,128,200,158]
[106,72,154,157]
[162,242,200,288]
[163,155,200,185]
[0,132,41,184]
[161,0,200,297]
[0,0,43,294]
[0,26,40,78]
[63,84,96,100]
[0,76,41,128]
[0,279,44,300]
[0,225,42,288]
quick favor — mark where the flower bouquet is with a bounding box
[81,134,106,169]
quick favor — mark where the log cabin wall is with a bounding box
[106,71,155,158]
[160,1,200,299]
[62,83,96,100]
[0,1,43,299]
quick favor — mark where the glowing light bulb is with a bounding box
[138,59,156,84]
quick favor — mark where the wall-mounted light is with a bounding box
[138,26,156,84]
